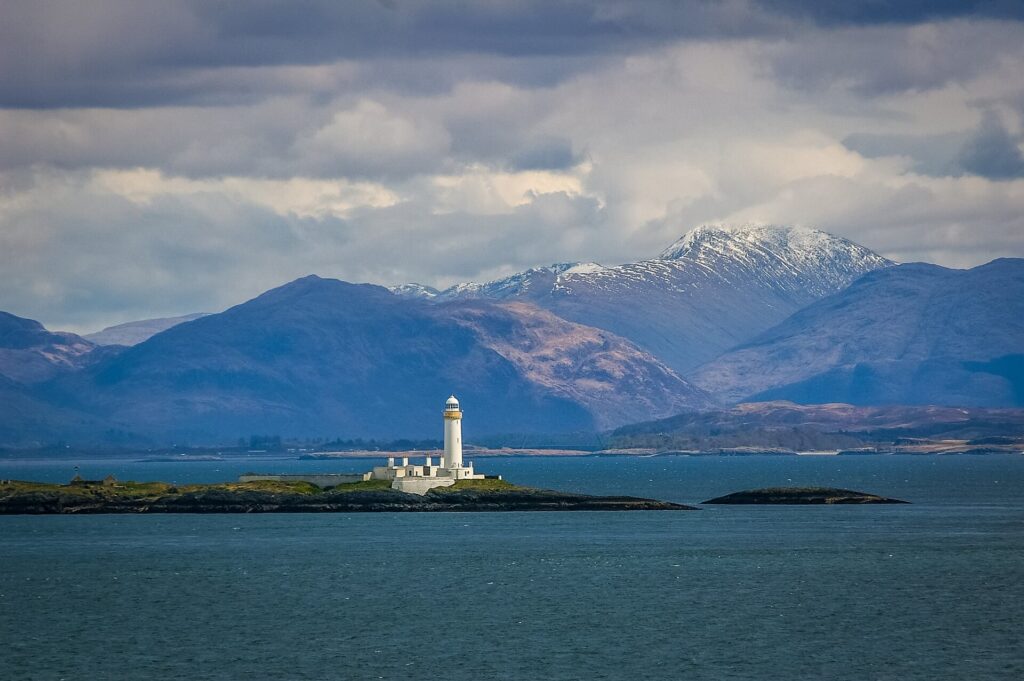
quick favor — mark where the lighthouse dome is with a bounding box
[445,395,460,409]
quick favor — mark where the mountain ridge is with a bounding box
[692,258,1024,406]
[26,275,708,444]
[394,224,893,373]
[0,312,102,385]
[85,313,211,347]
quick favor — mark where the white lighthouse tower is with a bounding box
[367,394,488,493]
[443,395,463,469]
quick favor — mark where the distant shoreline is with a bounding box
[0,446,1021,463]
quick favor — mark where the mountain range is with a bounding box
[693,258,1024,406]
[1,224,1020,446]
[5,277,708,444]
[394,224,892,373]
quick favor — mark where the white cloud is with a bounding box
[88,169,401,219]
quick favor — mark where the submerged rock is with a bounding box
[702,487,908,505]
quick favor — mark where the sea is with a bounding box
[1,454,1022,681]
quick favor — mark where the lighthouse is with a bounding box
[443,395,463,469]
[354,395,492,493]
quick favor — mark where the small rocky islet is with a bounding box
[0,478,696,514]
[702,487,908,505]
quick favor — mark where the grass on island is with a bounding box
[326,479,393,492]
[426,478,519,493]
[0,479,179,499]
[0,476,522,501]
[0,478,325,500]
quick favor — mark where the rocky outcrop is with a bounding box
[702,487,908,504]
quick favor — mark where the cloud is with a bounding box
[5,1,1020,109]
[292,100,453,179]
[842,131,969,176]
[761,0,1024,26]
[1,5,1024,330]
[508,138,580,171]
[956,110,1024,179]
[0,165,601,331]
[766,20,1024,96]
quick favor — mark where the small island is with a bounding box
[702,487,908,505]
[0,478,695,514]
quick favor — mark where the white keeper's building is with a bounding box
[369,395,488,494]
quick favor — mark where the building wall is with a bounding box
[391,477,456,495]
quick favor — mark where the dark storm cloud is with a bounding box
[508,139,581,171]
[842,131,969,176]
[956,111,1024,179]
[4,0,1018,109]
[0,0,745,108]
[766,19,1024,96]
[844,114,1024,181]
[761,0,1024,26]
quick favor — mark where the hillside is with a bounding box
[36,276,707,443]
[0,311,102,384]
[608,401,1024,451]
[692,259,1024,406]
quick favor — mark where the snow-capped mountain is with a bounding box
[431,263,607,300]
[387,283,440,299]
[656,224,891,299]
[395,224,893,373]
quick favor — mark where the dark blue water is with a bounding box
[2,455,1022,680]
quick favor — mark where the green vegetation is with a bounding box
[0,478,323,500]
[428,478,519,493]
[328,479,393,492]
[0,477,518,502]
[0,476,692,513]
[187,480,322,495]
[1,479,176,499]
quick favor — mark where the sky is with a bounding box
[2,0,1024,332]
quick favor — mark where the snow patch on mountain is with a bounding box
[562,262,608,275]
[388,283,439,299]
[435,263,583,300]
